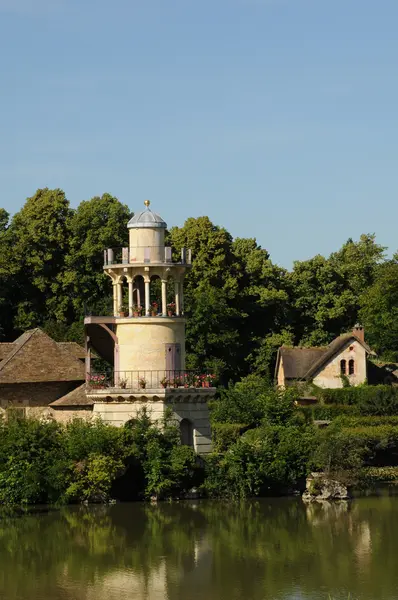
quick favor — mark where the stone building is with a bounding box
[275,325,376,389]
[83,201,215,454]
[0,328,88,420]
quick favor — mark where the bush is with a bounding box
[334,415,398,428]
[209,375,271,425]
[203,424,317,499]
[212,423,249,452]
[314,422,398,474]
[318,385,398,416]
[359,466,398,483]
[299,404,358,423]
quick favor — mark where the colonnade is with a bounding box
[112,276,184,317]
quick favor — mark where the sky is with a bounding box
[0,0,397,268]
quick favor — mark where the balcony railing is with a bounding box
[104,246,192,266]
[87,370,216,391]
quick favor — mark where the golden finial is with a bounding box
[144,199,150,207]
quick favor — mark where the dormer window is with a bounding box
[340,359,346,375]
[349,359,355,375]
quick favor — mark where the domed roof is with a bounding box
[127,200,167,229]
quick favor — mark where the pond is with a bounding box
[0,497,397,600]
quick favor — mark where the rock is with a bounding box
[302,472,350,502]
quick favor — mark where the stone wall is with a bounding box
[92,396,212,454]
[0,381,80,408]
[313,340,367,388]
[116,319,186,372]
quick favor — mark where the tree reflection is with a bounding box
[0,498,398,600]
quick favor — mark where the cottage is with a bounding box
[275,325,377,389]
[0,328,91,420]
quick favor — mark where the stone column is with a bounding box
[161,279,167,316]
[144,278,151,316]
[117,282,123,314]
[85,337,91,382]
[175,281,180,316]
[128,280,133,317]
[136,285,141,309]
[112,283,118,317]
[180,278,184,315]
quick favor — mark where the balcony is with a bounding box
[104,246,192,267]
[87,370,216,392]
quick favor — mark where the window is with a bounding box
[349,359,355,375]
[340,359,346,375]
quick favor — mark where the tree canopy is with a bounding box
[0,189,395,377]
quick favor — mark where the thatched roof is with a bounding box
[276,333,375,382]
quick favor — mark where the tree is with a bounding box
[0,189,72,332]
[51,193,131,322]
[289,234,385,346]
[359,259,398,358]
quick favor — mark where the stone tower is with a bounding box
[84,201,214,454]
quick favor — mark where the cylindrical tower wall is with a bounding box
[129,228,165,262]
[116,318,186,373]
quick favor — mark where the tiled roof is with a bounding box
[0,343,16,360]
[58,342,86,360]
[50,384,93,407]
[0,329,85,384]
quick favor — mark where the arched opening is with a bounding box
[132,275,144,315]
[340,359,346,375]
[150,275,161,315]
[349,359,355,375]
[166,274,176,316]
[180,418,194,447]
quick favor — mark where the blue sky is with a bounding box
[1,0,397,267]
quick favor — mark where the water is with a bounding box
[0,497,397,600]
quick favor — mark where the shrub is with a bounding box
[359,466,398,483]
[299,404,357,423]
[212,423,249,452]
[209,375,271,425]
[318,385,398,416]
[334,415,398,428]
[63,454,125,503]
[203,424,317,499]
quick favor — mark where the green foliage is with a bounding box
[359,260,398,356]
[334,415,398,428]
[314,420,398,477]
[210,375,271,425]
[204,424,317,499]
[319,385,398,415]
[212,423,249,452]
[0,412,202,505]
[359,466,398,482]
[299,404,358,422]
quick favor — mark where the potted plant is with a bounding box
[119,305,129,318]
[138,377,146,389]
[160,376,169,389]
[167,302,176,317]
[202,374,216,387]
[133,305,141,317]
[151,301,159,317]
[88,374,107,389]
[119,378,128,389]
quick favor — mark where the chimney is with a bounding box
[353,323,365,342]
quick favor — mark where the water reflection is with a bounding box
[0,498,397,600]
